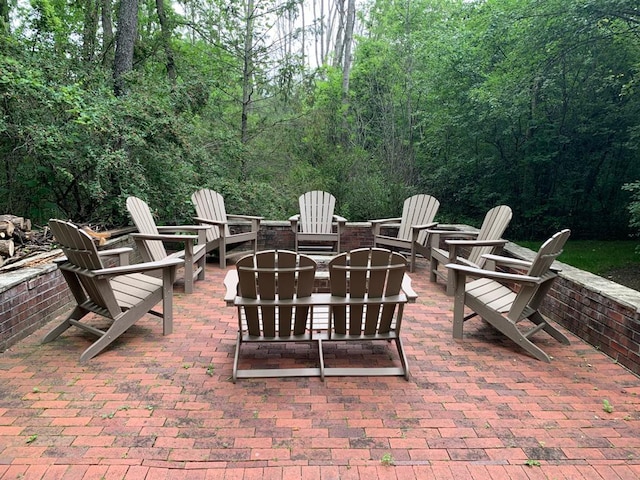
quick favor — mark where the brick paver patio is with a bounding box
[1,259,639,479]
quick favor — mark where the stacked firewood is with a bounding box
[0,214,55,268]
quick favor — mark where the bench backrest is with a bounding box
[236,250,317,337]
[329,248,407,336]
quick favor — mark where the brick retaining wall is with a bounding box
[505,242,640,375]
[0,259,71,353]
[1,221,639,376]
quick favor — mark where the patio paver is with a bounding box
[1,258,639,479]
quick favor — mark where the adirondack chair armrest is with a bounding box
[445,263,542,285]
[411,222,438,231]
[481,253,563,275]
[482,253,532,269]
[444,238,507,247]
[98,247,133,266]
[288,214,300,232]
[131,232,199,243]
[223,270,239,306]
[227,214,263,223]
[333,215,347,225]
[410,222,439,242]
[370,217,401,235]
[193,216,227,227]
[426,228,478,238]
[98,247,132,257]
[92,257,184,278]
[401,273,418,303]
[156,225,210,245]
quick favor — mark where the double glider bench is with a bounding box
[223,248,418,382]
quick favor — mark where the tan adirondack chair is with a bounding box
[126,196,209,294]
[370,194,440,273]
[191,189,262,269]
[230,250,323,382]
[447,229,571,362]
[43,219,183,363]
[324,248,417,379]
[429,205,513,295]
[289,191,346,253]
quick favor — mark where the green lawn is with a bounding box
[515,240,640,275]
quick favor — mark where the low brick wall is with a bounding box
[1,221,639,376]
[0,255,71,353]
[254,221,375,252]
[508,243,640,374]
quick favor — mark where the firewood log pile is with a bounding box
[0,214,59,269]
[0,215,136,272]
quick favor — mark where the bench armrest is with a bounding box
[223,270,239,306]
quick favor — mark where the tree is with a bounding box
[113,0,138,96]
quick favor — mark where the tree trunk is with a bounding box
[241,0,255,146]
[82,0,99,63]
[239,0,256,179]
[113,0,139,96]
[333,0,345,69]
[340,0,355,98]
[155,0,177,84]
[0,0,9,35]
[101,0,114,67]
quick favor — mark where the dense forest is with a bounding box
[1,0,639,240]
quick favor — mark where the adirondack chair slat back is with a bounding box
[49,220,121,317]
[126,197,168,261]
[191,188,230,242]
[299,191,335,234]
[329,248,407,336]
[236,250,317,338]
[467,205,513,267]
[397,194,440,245]
[508,229,570,320]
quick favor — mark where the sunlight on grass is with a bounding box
[515,240,640,276]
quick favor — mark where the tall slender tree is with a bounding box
[156,0,177,83]
[113,0,138,96]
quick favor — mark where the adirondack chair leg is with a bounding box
[197,256,205,281]
[41,306,86,343]
[446,272,456,296]
[452,274,467,339]
[219,241,227,269]
[183,244,194,294]
[162,267,175,335]
[395,337,410,380]
[318,338,325,381]
[429,256,438,283]
[499,319,551,363]
[80,308,141,364]
[232,334,242,383]
[409,245,417,273]
[528,311,570,345]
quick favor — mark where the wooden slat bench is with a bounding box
[223,248,418,382]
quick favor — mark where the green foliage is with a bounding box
[623,181,640,244]
[516,240,640,275]
[1,0,639,239]
[380,453,394,466]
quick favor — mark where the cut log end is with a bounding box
[0,239,15,257]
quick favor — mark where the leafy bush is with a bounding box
[623,181,640,245]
